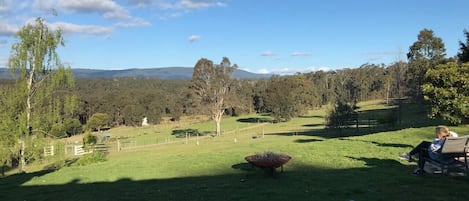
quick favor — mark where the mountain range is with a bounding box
[0,67,272,80]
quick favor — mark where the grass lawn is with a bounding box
[1,100,469,201]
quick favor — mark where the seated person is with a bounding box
[399,127,457,162]
[399,126,456,174]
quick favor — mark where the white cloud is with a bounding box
[125,0,225,10]
[49,21,114,35]
[291,51,312,56]
[33,0,56,11]
[256,66,331,75]
[1,0,224,39]
[0,1,9,13]
[115,17,151,28]
[58,0,131,19]
[125,0,150,7]
[188,35,201,42]
[126,0,225,19]
[261,51,275,57]
[0,23,19,36]
[177,0,226,10]
[257,68,271,74]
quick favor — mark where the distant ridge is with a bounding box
[0,67,272,80]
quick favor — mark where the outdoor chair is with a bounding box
[422,135,469,175]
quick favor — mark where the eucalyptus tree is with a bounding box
[406,29,446,100]
[224,79,256,116]
[7,18,74,172]
[458,29,469,63]
[305,70,335,106]
[190,57,237,136]
[264,74,316,122]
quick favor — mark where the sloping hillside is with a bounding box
[0,67,272,80]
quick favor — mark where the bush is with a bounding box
[74,152,107,166]
[83,133,97,151]
[87,113,109,131]
[64,118,83,136]
[326,101,356,129]
[50,123,67,138]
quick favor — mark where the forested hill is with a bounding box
[0,67,272,80]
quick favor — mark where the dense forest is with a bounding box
[1,19,469,172]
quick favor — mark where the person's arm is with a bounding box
[429,139,445,153]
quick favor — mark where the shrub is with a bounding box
[82,133,97,151]
[87,113,109,131]
[64,118,83,136]
[74,152,107,166]
[326,101,356,129]
[50,123,67,138]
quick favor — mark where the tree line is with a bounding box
[1,18,469,173]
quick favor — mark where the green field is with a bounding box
[1,100,469,201]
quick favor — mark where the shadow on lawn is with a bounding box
[270,102,449,140]
[339,138,414,149]
[2,157,469,201]
[237,117,273,123]
[172,129,212,138]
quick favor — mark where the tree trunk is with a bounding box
[19,139,26,173]
[214,110,224,136]
[215,118,221,136]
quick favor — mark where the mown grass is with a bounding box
[1,100,469,201]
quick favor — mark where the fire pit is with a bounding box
[245,152,291,173]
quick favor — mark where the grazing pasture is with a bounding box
[1,101,468,201]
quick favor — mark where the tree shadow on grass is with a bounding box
[302,123,324,127]
[237,117,273,123]
[294,139,323,143]
[231,163,256,171]
[2,157,469,201]
[339,138,414,149]
[271,102,450,140]
[298,115,325,118]
[171,129,212,138]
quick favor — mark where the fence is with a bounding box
[116,122,270,151]
[41,123,269,155]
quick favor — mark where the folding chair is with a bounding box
[423,135,469,175]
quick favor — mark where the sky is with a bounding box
[0,0,468,74]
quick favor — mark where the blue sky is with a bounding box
[0,0,468,74]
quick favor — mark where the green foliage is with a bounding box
[87,113,109,131]
[75,78,187,126]
[406,28,447,100]
[6,17,74,172]
[190,57,237,135]
[422,62,469,124]
[264,75,316,122]
[3,101,467,200]
[326,100,356,128]
[377,111,398,126]
[64,118,83,136]
[74,152,107,166]
[82,133,97,151]
[458,29,469,63]
[49,123,67,138]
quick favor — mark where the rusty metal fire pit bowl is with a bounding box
[245,152,291,173]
